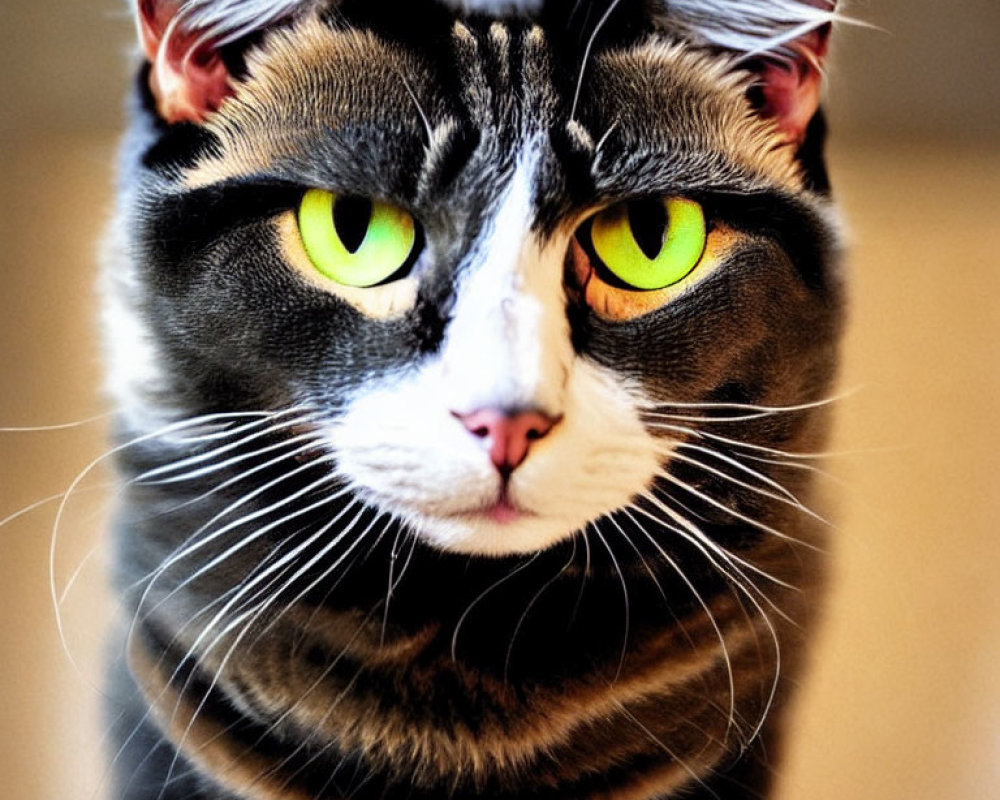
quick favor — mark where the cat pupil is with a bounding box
[333,195,373,254]
[627,200,668,260]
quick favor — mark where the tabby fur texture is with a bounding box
[105,1,843,798]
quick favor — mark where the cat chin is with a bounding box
[403,507,582,556]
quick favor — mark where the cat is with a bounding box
[103,0,844,798]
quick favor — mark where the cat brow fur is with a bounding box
[171,0,841,57]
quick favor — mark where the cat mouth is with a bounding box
[460,487,537,526]
[480,481,539,524]
[484,498,526,524]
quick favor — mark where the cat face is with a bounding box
[108,11,840,559]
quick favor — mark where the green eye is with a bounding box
[297,189,417,288]
[588,197,706,291]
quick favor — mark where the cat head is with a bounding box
[109,0,843,557]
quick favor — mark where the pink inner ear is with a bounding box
[137,0,233,124]
[757,25,831,145]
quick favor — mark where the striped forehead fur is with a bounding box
[168,0,840,57]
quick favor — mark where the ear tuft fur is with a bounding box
[653,0,840,60]
[167,0,320,48]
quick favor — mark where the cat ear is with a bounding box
[753,15,832,143]
[136,0,232,124]
[656,0,838,145]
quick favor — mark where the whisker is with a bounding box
[135,415,320,485]
[566,528,592,631]
[569,0,622,121]
[50,410,292,681]
[395,70,433,145]
[611,698,722,800]
[380,528,406,645]
[618,508,737,739]
[112,600,277,800]
[0,411,111,433]
[739,452,848,486]
[503,537,577,683]
[57,541,103,609]
[123,445,336,597]
[629,498,798,654]
[638,491,796,593]
[605,515,669,607]
[645,410,812,424]
[646,419,833,461]
[252,579,398,781]
[625,502,784,744]
[674,442,804,502]
[130,479,349,650]
[653,470,823,553]
[451,553,541,663]
[379,523,420,646]
[1,483,111,531]
[642,388,853,415]
[156,511,380,793]
[110,531,308,789]
[252,621,380,796]
[159,409,308,445]
[124,476,348,679]
[664,446,830,526]
[141,456,341,583]
[592,118,619,168]
[254,507,391,640]
[127,436,327,542]
[176,517,397,796]
[589,524,631,681]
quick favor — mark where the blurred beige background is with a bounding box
[1,1,998,798]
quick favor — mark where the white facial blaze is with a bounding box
[438,153,571,418]
[328,144,665,555]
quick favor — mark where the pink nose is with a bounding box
[454,408,559,474]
